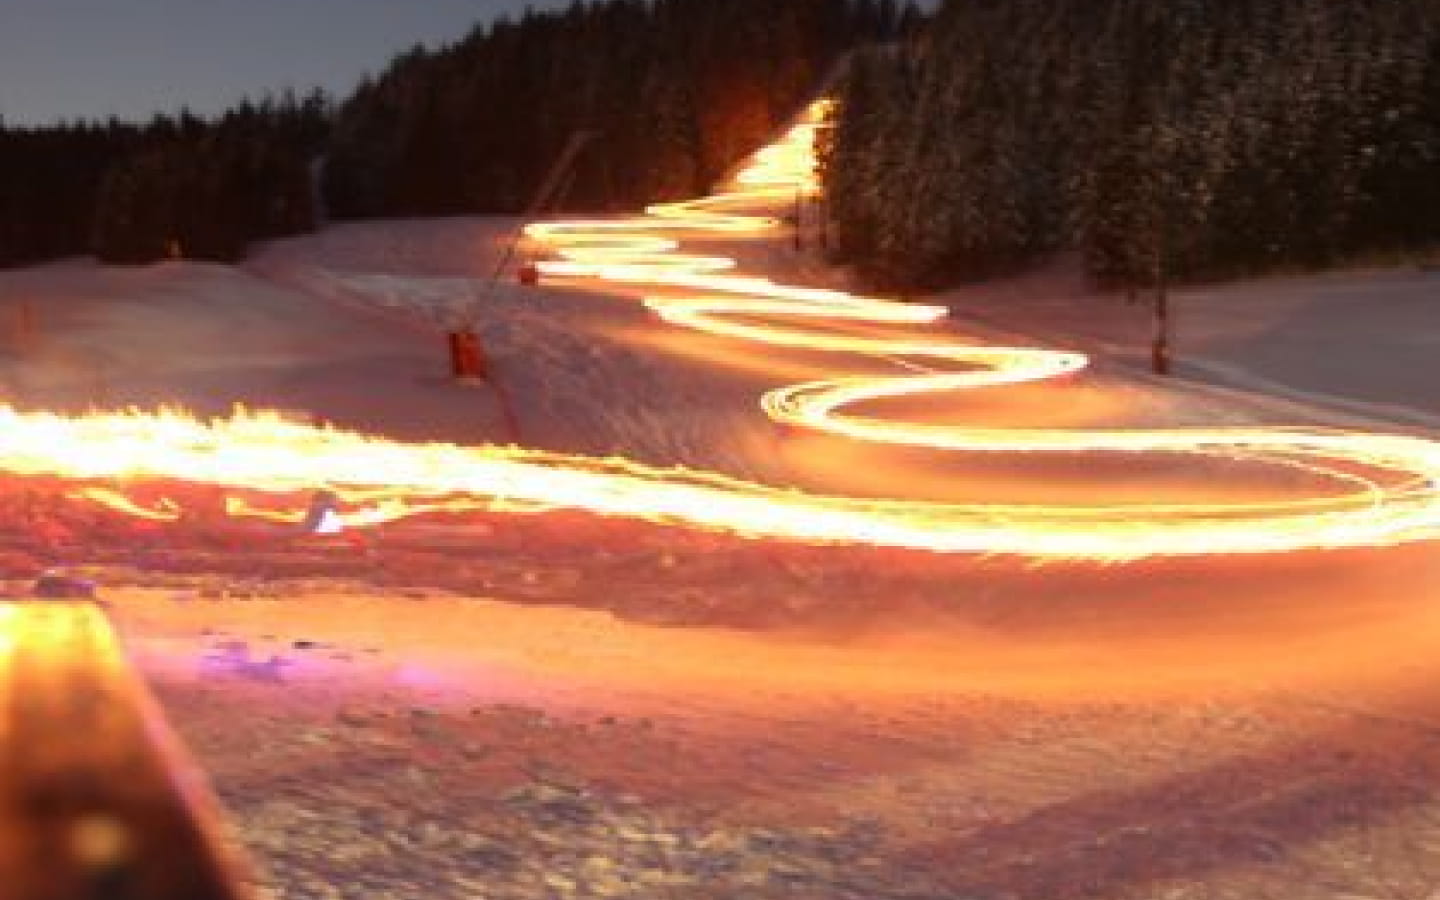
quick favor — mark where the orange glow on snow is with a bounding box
[19,100,1440,560]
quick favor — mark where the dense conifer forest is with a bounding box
[824,0,1440,291]
[323,0,918,217]
[0,92,329,267]
[0,0,916,268]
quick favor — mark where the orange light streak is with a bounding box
[19,100,1440,559]
[518,99,1440,557]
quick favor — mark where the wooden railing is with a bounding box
[0,602,254,900]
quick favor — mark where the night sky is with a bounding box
[0,0,570,125]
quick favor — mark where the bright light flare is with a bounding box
[8,404,1440,558]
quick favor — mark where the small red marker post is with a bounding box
[447,329,488,381]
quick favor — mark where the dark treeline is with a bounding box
[2,0,917,269]
[824,0,1440,291]
[0,91,329,266]
[324,0,921,219]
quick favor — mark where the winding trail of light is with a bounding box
[518,100,1440,558]
[19,100,1440,559]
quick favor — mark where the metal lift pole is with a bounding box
[478,130,596,311]
[448,130,595,382]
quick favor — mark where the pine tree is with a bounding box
[826,0,1440,291]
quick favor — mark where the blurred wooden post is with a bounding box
[1151,278,1170,375]
[793,187,804,252]
[817,194,829,253]
[1151,217,1171,376]
[0,602,255,900]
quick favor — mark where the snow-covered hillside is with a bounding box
[249,218,793,482]
[943,256,1440,432]
[6,214,1440,900]
[2,216,1437,503]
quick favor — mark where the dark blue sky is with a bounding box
[0,0,569,125]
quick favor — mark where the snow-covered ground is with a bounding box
[945,256,1440,431]
[6,218,1440,898]
[0,218,792,480]
[252,217,800,481]
[0,255,510,442]
[5,219,1433,484]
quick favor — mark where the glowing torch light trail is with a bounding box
[26,101,1440,559]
